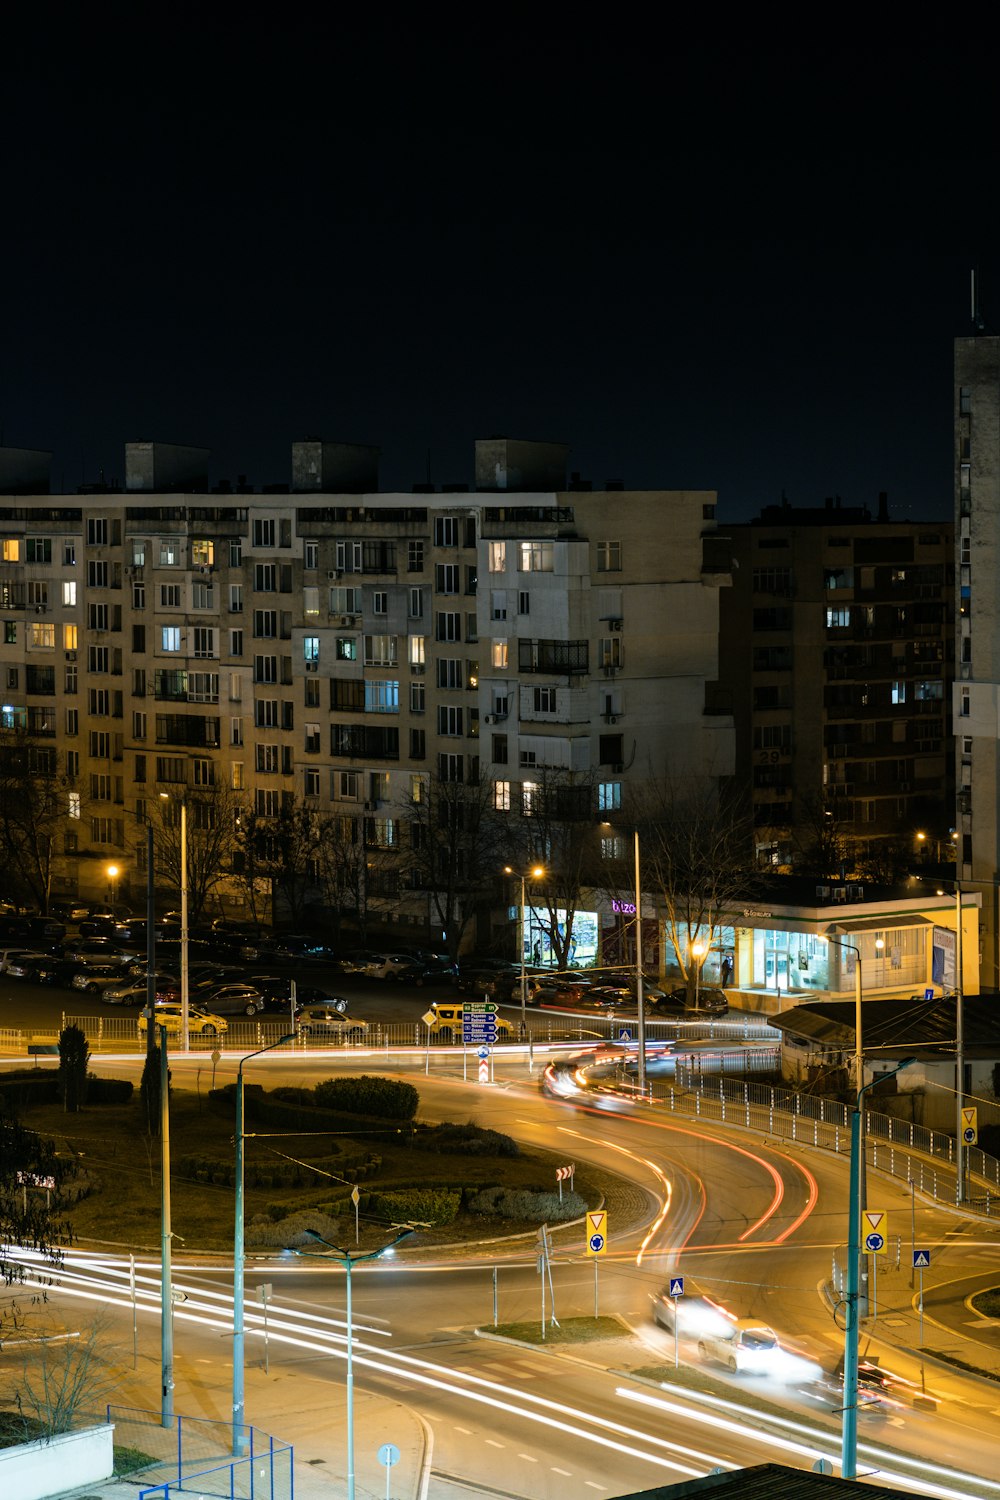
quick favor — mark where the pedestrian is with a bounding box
[721,953,733,989]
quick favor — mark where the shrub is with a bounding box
[466,1186,587,1222]
[416,1121,519,1158]
[0,1071,60,1111]
[86,1075,134,1104]
[246,1209,343,1249]
[368,1188,460,1225]
[313,1076,419,1121]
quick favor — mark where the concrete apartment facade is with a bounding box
[954,334,1000,987]
[719,502,954,872]
[0,438,733,940]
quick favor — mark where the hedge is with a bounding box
[86,1075,134,1104]
[366,1187,461,1225]
[313,1076,419,1121]
[415,1121,519,1158]
[177,1150,379,1191]
[465,1186,587,1222]
[208,1084,415,1144]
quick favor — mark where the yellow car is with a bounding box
[138,1003,228,1037]
[423,1002,513,1043]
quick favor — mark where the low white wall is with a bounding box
[0,1423,114,1500]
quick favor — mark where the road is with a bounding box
[6,977,1000,1495]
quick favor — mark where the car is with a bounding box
[423,1002,514,1043]
[71,963,129,994]
[576,984,636,1010]
[651,1290,736,1340]
[404,956,459,986]
[698,1318,779,1374]
[249,976,348,1012]
[78,915,120,939]
[61,938,127,965]
[138,1003,228,1037]
[195,983,266,1016]
[18,956,74,986]
[0,947,54,975]
[103,974,181,1005]
[454,967,521,1001]
[651,986,729,1017]
[335,949,383,975]
[295,1006,369,1039]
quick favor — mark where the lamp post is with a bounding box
[824,935,863,1094]
[633,830,646,1095]
[106,862,120,917]
[690,940,706,1010]
[841,1056,916,1478]
[504,864,544,1034]
[296,1227,414,1500]
[158,1022,173,1429]
[232,1033,296,1456]
[159,794,189,1053]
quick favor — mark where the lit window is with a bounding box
[492,639,508,669]
[597,540,621,571]
[494,779,511,811]
[488,541,506,572]
[63,624,78,650]
[303,636,319,663]
[62,581,77,606]
[408,635,425,666]
[519,541,554,572]
[598,782,622,812]
[161,627,181,652]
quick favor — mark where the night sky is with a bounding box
[3,21,998,520]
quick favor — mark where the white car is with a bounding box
[296,1006,369,1040]
[0,948,51,975]
[698,1318,779,1374]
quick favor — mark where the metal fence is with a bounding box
[634,1067,1000,1212]
[105,1404,293,1500]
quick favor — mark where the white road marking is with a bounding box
[453,1426,472,1435]
[518,1453,539,1462]
[485,1438,505,1449]
[551,1468,572,1477]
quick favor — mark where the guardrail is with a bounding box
[625,1066,1000,1212]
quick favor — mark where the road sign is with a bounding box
[556,1164,574,1181]
[586,1210,608,1257]
[421,1009,436,1027]
[618,1027,633,1043]
[478,1055,490,1084]
[962,1106,978,1144]
[256,1283,272,1303]
[170,1289,187,1304]
[478,1045,490,1059]
[913,1249,931,1269]
[862,1209,887,1255]
[669,1276,685,1298]
[351,1185,360,1206]
[377,1443,400,1467]
[924,987,935,1001]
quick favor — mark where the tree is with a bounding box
[0,1105,70,1318]
[233,801,327,928]
[149,781,240,925]
[403,769,505,960]
[58,1026,89,1113]
[0,728,75,915]
[636,780,754,1000]
[501,770,603,971]
[310,809,396,945]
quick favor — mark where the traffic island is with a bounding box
[480,1315,632,1345]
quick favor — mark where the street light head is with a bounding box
[106,864,119,879]
[531,865,545,879]
[875,937,885,951]
[503,865,513,875]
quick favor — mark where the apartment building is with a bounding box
[0,437,733,931]
[954,334,1000,986]
[718,499,954,872]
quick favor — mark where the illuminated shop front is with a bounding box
[518,905,600,967]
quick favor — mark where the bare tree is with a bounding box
[9,1313,123,1435]
[501,770,602,971]
[0,728,75,914]
[0,1108,71,1318]
[148,780,240,925]
[403,769,504,960]
[637,780,753,1000]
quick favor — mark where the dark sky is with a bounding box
[3,20,998,520]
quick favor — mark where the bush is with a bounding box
[466,1186,587,1222]
[368,1187,460,1225]
[0,1071,60,1111]
[313,1076,419,1121]
[416,1121,519,1158]
[86,1075,134,1104]
[246,1209,342,1249]
[58,1025,90,1113]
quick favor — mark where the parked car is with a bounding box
[650,986,729,1017]
[103,974,181,1005]
[295,1006,369,1040]
[138,1003,228,1037]
[78,915,120,939]
[424,1002,514,1043]
[403,955,459,986]
[0,947,53,975]
[454,967,521,1001]
[61,938,127,965]
[334,949,383,975]
[70,963,128,994]
[17,956,74,986]
[196,983,266,1016]
[250,976,348,1012]
[698,1318,779,1374]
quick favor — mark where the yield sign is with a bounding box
[587,1211,606,1235]
[862,1209,885,1236]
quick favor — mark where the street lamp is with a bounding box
[504,863,545,1033]
[232,1033,296,1455]
[296,1227,414,1500]
[690,940,706,1010]
[160,793,189,1053]
[106,863,120,916]
[823,935,864,1094]
[841,1056,916,1479]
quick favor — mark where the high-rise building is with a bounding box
[954,335,1000,985]
[718,500,954,872]
[0,437,733,939]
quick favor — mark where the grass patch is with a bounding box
[113,1443,158,1475]
[487,1316,628,1345]
[970,1289,1000,1319]
[0,1410,47,1448]
[19,1087,611,1253]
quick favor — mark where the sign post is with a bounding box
[351,1184,360,1244]
[256,1283,272,1373]
[669,1276,684,1367]
[863,1210,887,1319]
[376,1442,400,1500]
[913,1249,930,1347]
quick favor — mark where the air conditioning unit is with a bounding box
[65,650,77,662]
[606,713,618,724]
[305,661,318,672]
[609,618,623,631]
[603,664,619,677]
[327,569,339,581]
[612,762,625,773]
[364,800,378,811]
[484,713,496,725]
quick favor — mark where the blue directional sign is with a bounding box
[669,1276,685,1298]
[478,1045,490,1059]
[924,988,935,1001]
[463,1001,499,1044]
[913,1249,931,1269]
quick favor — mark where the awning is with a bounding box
[825,915,933,936]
